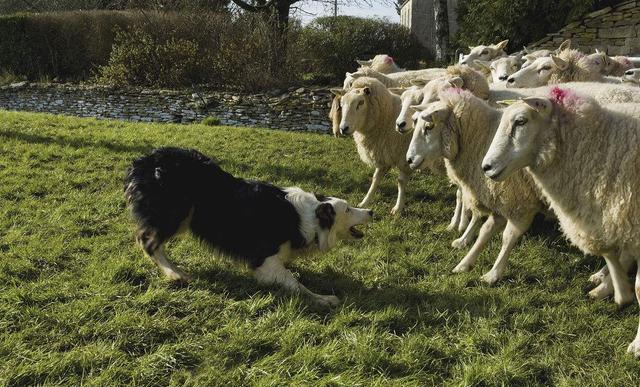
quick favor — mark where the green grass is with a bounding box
[0,111,639,386]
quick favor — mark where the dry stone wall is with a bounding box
[0,82,333,133]
[529,0,640,55]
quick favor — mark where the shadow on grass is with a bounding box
[0,129,153,154]
[193,264,498,331]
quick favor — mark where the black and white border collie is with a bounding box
[124,147,373,307]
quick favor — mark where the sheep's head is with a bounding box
[582,52,608,75]
[622,68,640,85]
[478,56,523,83]
[395,86,424,133]
[482,97,554,181]
[419,76,464,106]
[460,40,509,66]
[506,55,568,88]
[336,86,371,136]
[406,101,454,169]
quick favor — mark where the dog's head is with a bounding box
[313,193,373,250]
[285,188,373,251]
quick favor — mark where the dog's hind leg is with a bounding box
[138,230,190,281]
[254,255,340,308]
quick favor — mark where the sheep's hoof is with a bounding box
[451,238,467,249]
[588,269,607,285]
[480,271,500,285]
[588,282,612,300]
[627,338,640,358]
[446,222,457,232]
[614,287,635,308]
[312,294,341,308]
[452,263,472,273]
[358,199,371,208]
[390,205,403,215]
[165,268,191,282]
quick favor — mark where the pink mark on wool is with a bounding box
[385,56,395,64]
[619,56,633,68]
[549,87,581,113]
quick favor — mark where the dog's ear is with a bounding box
[315,203,335,230]
[314,193,330,202]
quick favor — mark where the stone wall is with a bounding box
[0,82,333,133]
[529,0,640,55]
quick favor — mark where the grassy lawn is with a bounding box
[1,111,639,386]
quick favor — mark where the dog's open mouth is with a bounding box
[349,226,364,239]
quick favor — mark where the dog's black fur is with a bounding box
[124,147,319,268]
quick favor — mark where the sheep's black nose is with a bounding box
[482,163,492,172]
[499,75,508,81]
[625,70,634,75]
[507,77,515,84]
[340,126,349,134]
[461,60,467,65]
[368,210,374,216]
[407,157,413,164]
[397,121,406,129]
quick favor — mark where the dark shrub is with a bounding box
[298,16,430,83]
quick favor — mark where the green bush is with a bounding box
[298,16,430,83]
[201,116,221,126]
[455,0,622,52]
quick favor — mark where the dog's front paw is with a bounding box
[313,294,341,308]
[164,268,191,282]
[588,269,607,285]
[588,282,612,300]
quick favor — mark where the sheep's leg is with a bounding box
[480,215,533,285]
[452,212,482,249]
[254,255,340,308]
[589,249,635,302]
[391,170,409,215]
[458,207,471,233]
[359,167,387,208]
[626,258,640,357]
[447,188,463,231]
[452,214,505,273]
[589,265,609,285]
[602,251,635,307]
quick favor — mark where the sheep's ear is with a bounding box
[410,79,428,87]
[363,87,371,95]
[468,46,475,50]
[388,87,405,95]
[356,59,372,66]
[351,71,365,79]
[522,97,552,114]
[410,104,427,112]
[345,72,352,78]
[330,88,346,96]
[473,60,491,72]
[523,46,530,54]
[448,76,464,88]
[551,55,569,71]
[494,40,509,50]
[525,54,537,62]
[496,99,518,107]
[557,39,571,52]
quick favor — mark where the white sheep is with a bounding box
[406,88,543,284]
[474,56,523,84]
[481,88,640,356]
[459,40,509,68]
[331,77,423,214]
[356,54,406,74]
[521,40,571,68]
[506,48,605,88]
[602,53,634,76]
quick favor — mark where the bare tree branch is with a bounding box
[230,0,276,12]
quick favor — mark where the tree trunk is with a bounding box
[433,0,449,63]
[269,1,290,78]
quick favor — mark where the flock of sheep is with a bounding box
[327,39,640,358]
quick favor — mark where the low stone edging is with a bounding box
[0,82,333,133]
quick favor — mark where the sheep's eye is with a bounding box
[538,66,551,73]
[515,118,527,126]
[481,50,488,55]
[346,207,350,213]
